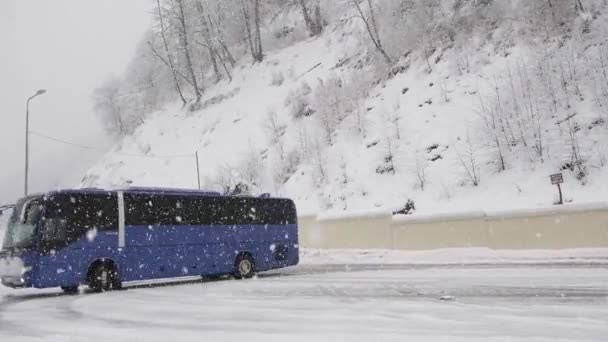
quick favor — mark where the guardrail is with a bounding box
[298,202,608,250]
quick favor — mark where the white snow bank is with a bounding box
[300,248,608,265]
[392,210,486,224]
[309,201,608,224]
[484,201,608,219]
[317,208,392,222]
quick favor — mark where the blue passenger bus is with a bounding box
[0,187,299,292]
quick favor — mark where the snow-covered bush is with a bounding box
[272,150,302,187]
[285,81,314,119]
[270,71,285,87]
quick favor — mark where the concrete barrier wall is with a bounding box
[298,203,608,250]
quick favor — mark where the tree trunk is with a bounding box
[299,0,322,36]
[241,0,257,62]
[196,0,221,82]
[155,0,186,105]
[547,0,557,25]
[253,0,264,62]
[176,0,203,102]
[208,13,236,67]
[352,0,392,65]
[575,0,585,13]
[215,49,233,82]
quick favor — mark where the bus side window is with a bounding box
[42,218,67,242]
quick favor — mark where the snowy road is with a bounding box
[1,263,607,342]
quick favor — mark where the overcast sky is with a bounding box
[0,0,153,204]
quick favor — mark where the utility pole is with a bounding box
[25,89,47,196]
[195,151,201,190]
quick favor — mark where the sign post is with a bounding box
[550,173,564,205]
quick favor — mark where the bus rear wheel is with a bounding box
[61,286,79,294]
[88,263,122,292]
[234,254,256,279]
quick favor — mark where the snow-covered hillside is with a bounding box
[84,0,608,216]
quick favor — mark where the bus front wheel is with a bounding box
[88,262,122,292]
[234,254,256,279]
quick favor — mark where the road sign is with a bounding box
[550,173,563,185]
[550,173,564,205]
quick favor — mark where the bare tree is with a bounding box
[348,72,371,137]
[351,0,392,65]
[478,94,506,171]
[376,136,396,175]
[311,138,327,187]
[314,77,345,145]
[175,0,203,103]
[239,145,263,191]
[241,0,264,62]
[92,77,127,136]
[299,0,324,36]
[253,0,263,62]
[150,0,187,106]
[263,109,286,161]
[207,10,236,67]
[557,113,587,182]
[297,126,312,160]
[413,151,427,191]
[272,149,301,192]
[454,133,480,187]
[195,0,222,82]
[206,10,234,82]
[575,0,585,13]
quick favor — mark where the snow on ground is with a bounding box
[1,263,607,342]
[2,248,608,341]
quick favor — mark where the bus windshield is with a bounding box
[2,197,43,250]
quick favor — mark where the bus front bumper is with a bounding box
[0,255,32,288]
[1,276,27,288]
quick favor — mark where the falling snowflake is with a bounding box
[86,228,98,242]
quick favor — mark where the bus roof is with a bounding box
[45,187,222,197]
[39,187,289,200]
[121,187,222,196]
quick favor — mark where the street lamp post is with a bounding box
[24,89,47,197]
